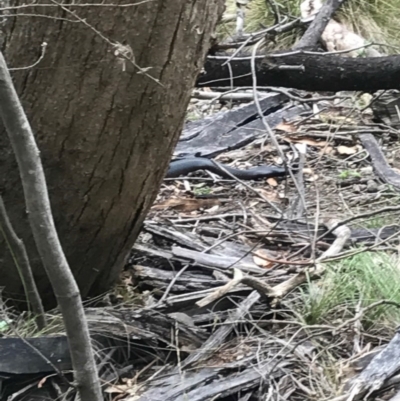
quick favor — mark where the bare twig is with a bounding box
[268,219,351,301]
[196,268,244,307]
[209,159,283,214]
[9,42,47,71]
[0,51,102,401]
[50,0,162,86]
[0,1,154,11]
[265,0,281,25]
[250,39,313,243]
[317,205,400,244]
[0,196,46,329]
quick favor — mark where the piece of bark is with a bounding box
[359,133,400,190]
[144,223,207,251]
[0,336,71,375]
[85,307,207,348]
[175,104,309,158]
[132,264,225,293]
[344,331,400,401]
[137,362,285,401]
[371,90,400,126]
[171,246,266,274]
[178,291,260,370]
[181,92,285,142]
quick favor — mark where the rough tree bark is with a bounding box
[0,0,225,307]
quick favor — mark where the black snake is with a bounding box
[166,157,287,180]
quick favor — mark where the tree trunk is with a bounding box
[0,0,224,307]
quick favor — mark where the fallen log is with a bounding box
[197,53,400,92]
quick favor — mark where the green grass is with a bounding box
[357,215,396,229]
[220,0,400,53]
[299,251,400,331]
[193,186,212,195]
[219,0,301,49]
[338,170,361,180]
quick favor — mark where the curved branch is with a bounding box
[0,51,102,401]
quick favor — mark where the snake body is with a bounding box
[166,157,286,180]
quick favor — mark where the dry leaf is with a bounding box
[306,174,319,182]
[287,136,327,148]
[276,122,297,133]
[152,198,220,211]
[206,205,220,213]
[267,177,278,187]
[253,249,274,269]
[257,188,279,202]
[298,138,327,147]
[337,145,357,155]
[319,146,334,155]
[38,375,50,388]
[104,384,127,394]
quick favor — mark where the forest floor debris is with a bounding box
[2,90,400,401]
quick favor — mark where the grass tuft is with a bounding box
[299,251,400,332]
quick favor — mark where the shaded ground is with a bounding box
[2,91,400,401]
[152,94,400,238]
[114,91,400,400]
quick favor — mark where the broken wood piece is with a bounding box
[152,197,222,212]
[171,246,266,274]
[196,268,243,307]
[144,223,206,251]
[0,336,71,375]
[175,103,309,158]
[132,264,225,293]
[359,133,400,191]
[267,219,351,302]
[343,331,400,401]
[179,291,261,370]
[136,358,286,401]
[181,92,285,142]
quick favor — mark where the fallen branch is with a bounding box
[196,268,244,308]
[198,53,400,91]
[268,219,351,302]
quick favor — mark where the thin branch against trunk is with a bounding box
[294,0,346,50]
[198,53,400,91]
[0,51,102,401]
[0,196,46,330]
